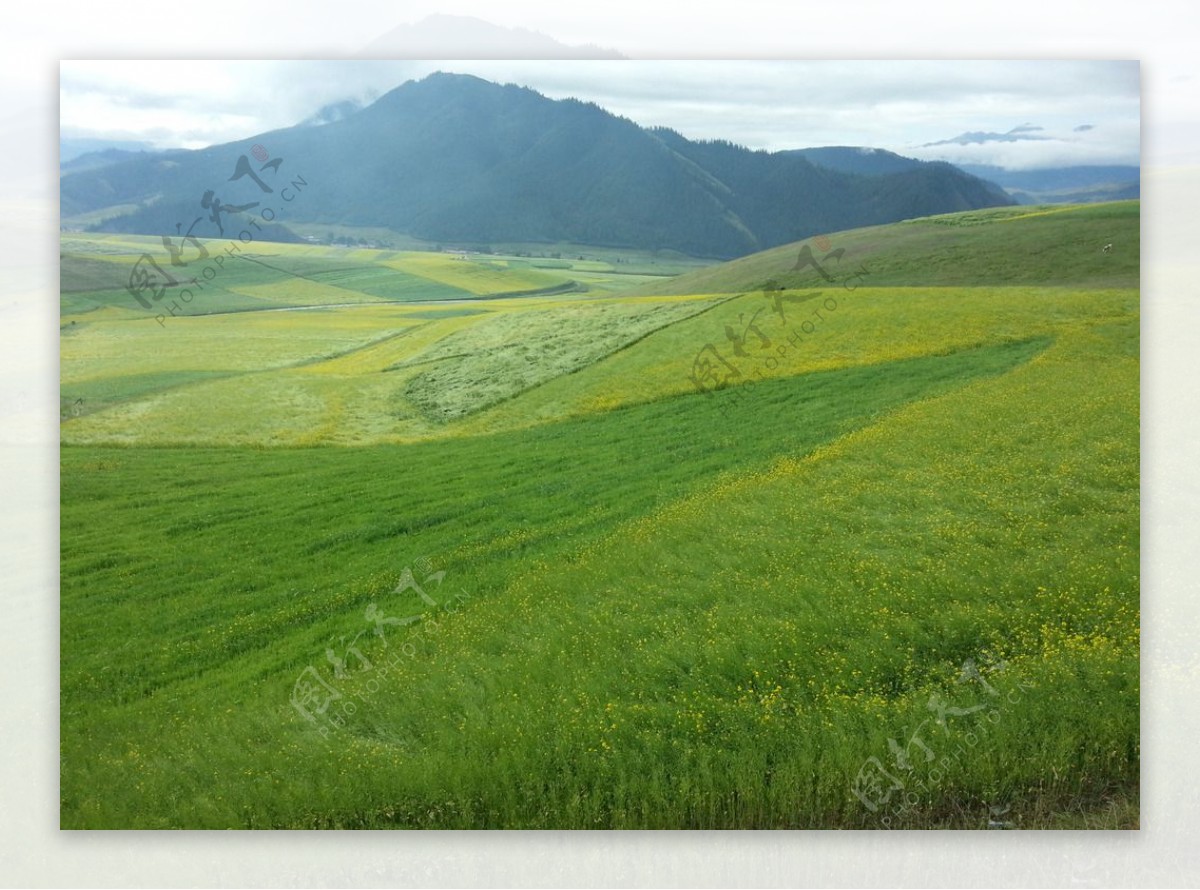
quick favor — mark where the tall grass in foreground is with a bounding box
[60,321,1137,827]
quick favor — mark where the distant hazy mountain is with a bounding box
[60,146,190,176]
[60,73,1015,259]
[60,137,156,164]
[736,147,1137,207]
[957,164,1140,205]
[356,14,625,59]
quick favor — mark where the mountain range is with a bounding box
[60,72,1016,259]
[782,148,1138,206]
[955,164,1140,205]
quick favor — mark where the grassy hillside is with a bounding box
[633,201,1139,296]
[58,235,636,318]
[60,204,1140,829]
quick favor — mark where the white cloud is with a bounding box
[59,59,1140,169]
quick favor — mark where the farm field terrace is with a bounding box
[60,202,1140,828]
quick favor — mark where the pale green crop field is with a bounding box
[61,235,719,444]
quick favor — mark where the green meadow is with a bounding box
[60,202,1139,828]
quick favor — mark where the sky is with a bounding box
[59,57,1141,170]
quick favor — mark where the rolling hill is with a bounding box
[634,201,1139,296]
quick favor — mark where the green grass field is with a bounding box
[60,202,1139,828]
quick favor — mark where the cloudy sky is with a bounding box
[60,57,1140,171]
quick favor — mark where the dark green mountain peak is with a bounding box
[61,73,1015,259]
